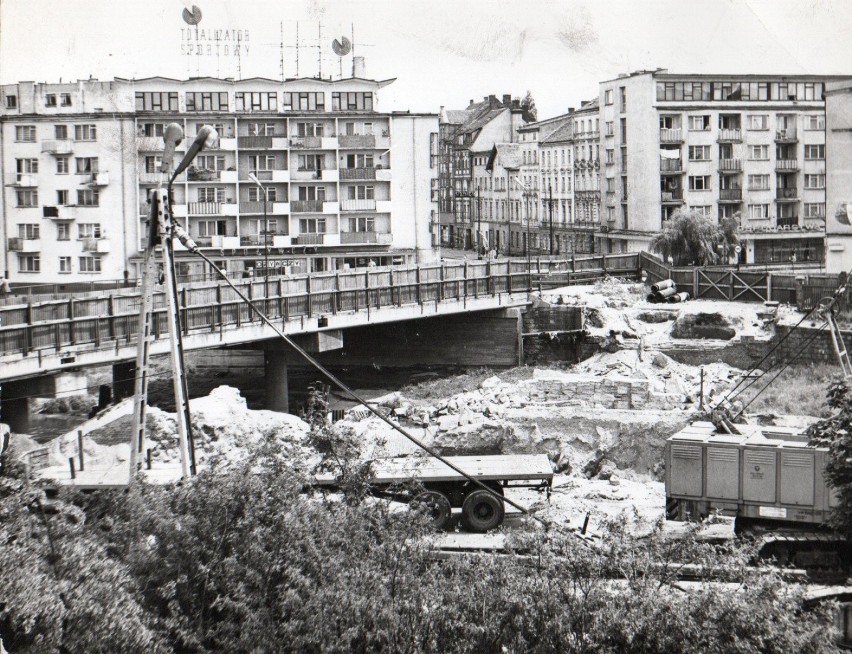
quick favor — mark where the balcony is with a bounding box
[238,135,274,149]
[376,167,392,182]
[661,190,684,203]
[340,167,377,180]
[776,188,798,201]
[719,188,743,202]
[139,171,163,184]
[43,205,77,220]
[660,158,683,173]
[136,136,184,152]
[239,200,272,214]
[291,200,324,213]
[338,134,376,148]
[775,159,799,171]
[210,235,240,249]
[8,173,38,187]
[341,198,377,212]
[291,168,326,181]
[8,237,40,252]
[775,129,798,142]
[187,168,222,182]
[82,238,111,253]
[719,159,742,172]
[88,171,109,186]
[293,233,326,245]
[776,216,799,228]
[340,231,393,245]
[289,136,322,149]
[188,202,221,215]
[659,128,683,143]
[240,233,288,246]
[41,139,73,155]
[717,128,742,142]
[217,137,237,150]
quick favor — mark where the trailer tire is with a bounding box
[461,490,505,533]
[411,490,452,530]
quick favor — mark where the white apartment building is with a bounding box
[0,72,438,285]
[599,70,849,263]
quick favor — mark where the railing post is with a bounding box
[68,298,75,345]
[508,261,513,294]
[278,278,284,318]
[181,288,189,335]
[693,268,699,299]
[486,260,493,295]
[601,255,607,275]
[333,273,340,314]
[108,295,116,340]
[415,266,422,304]
[306,274,312,318]
[766,273,773,302]
[438,265,444,302]
[77,430,85,472]
[463,262,468,308]
[215,284,222,334]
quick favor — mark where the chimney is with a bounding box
[353,56,366,78]
[502,94,511,104]
[568,107,575,113]
[511,99,521,109]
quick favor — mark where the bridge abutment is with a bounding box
[0,384,30,434]
[264,351,290,413]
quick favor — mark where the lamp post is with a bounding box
[548,181,554,256]
[513,177,537,275]
[247,172,270,298]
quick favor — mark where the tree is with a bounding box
[520,91,537,122]
[651,208,740,266]
[807,380,852,533]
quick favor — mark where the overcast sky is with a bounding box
[1,0,850,118]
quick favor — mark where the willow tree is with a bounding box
[651,209,740,266]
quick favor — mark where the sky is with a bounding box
[1,0,851,118]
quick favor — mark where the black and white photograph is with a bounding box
[1,0,852,651]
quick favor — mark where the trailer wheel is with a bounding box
[461,490,505,533]
[411,490,452,530]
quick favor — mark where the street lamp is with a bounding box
[247,171,270,298]
[513,177,537,278]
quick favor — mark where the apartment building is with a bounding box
[599,70,848,263]
[570,100,600,254]
[437,95,525,250]
[1,72,438,284]
[825,80,852,274]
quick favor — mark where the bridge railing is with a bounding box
[0,254,646,360]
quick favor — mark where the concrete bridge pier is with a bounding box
[0,384,30,434]
[112,361,136,401]
[264,351,290,413]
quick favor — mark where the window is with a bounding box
[45,94,57,107]
[347,185,374,200]
[748,174,770,190]
[331,92,374,111]
[295,122,324,137]
[78,223,102,239]
[135,92,179,111]
[18,255,40,272]
[74,124,97,141]
[144,155,163,173]
[246,122,276,136]
[688,115,710,131]
[234,92,278,112]
[79,256,102,273]
[804,203,826,218]
[748,204,770,219]
[605,148,614,164]
[297,154,323,171]
[299,218,326,233]
[748,115,768,130]
[15,158,39,177]
[346,216,375,232]
[16,189,38,207]
[198,220,226,236]
[75,157,98,173]
[659,115,678,130]
[248,154,277,171]
[57,223,71,240]
[18,224,40,239]
[606,177,616,192]
[282,92,325,112]
[604,89,613,105]
[804,144,825,160]
[605,121,614,136]
[57,190,69,205]
[805,115,825,130]
[748,145,769,160]
[15,125,36,142]
[198,187,226,203]
[185,91,229,112]
[688,175,710,191]
[77,189,99,206]
[55,125,68,139]
[139,122,165,137]
[620,118,627,142]
[60,93,72,107]
[247,186,277,202]
[6,95,17,108]
[196,154,226,170]
[619,87,626,112]
[688,146,710,161]
[804,174,825,189]
[58,256,72,273]
[692,205,712,217]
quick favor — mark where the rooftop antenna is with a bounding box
[280,21,285,81]
[332,34,352,79]
[317,23,323,79]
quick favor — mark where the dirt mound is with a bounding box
[670,312,736,340]
[636,310,676,324]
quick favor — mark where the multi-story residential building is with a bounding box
[570,101,601,253]
[482,143,522,255]
[1,72,438,284]
[437,95,525,250]
[538,118,575,255]
[825,79,852,274]
[599,70,849,263]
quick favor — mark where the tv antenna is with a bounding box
[331,35,351,79]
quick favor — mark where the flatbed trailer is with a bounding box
[317,454,554,533]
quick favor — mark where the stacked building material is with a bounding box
[647,279,689,303]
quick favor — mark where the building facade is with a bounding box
[599,70,848,263]
[825,80,852,274]
[1,73,438,284]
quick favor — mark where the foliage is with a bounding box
[520,91,538,122]
[807,380,852,533]
[739,363,839,419]
[651,208,740,266]
[0,439,841,652]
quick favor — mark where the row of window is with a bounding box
[134,91,374,113]
[192,184,378,204]
[655,80,824,103]
[17,255,101,273]
[15,124,96,142]
[677,144,826,160]
[673,174,826,191]
[15,189,99,207]
[16,156,99,175]
[659,114,824,131]
[195,216,377,236]
[16,223,102,239]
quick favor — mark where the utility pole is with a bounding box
[476,184,482,258]
[548,181,554,256]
